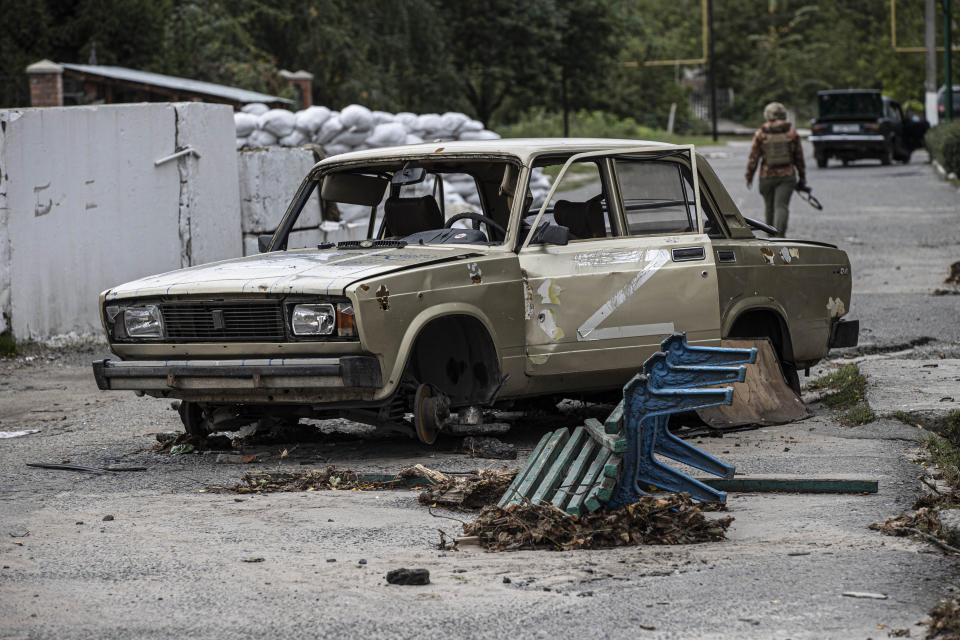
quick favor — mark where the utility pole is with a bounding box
[947,0,954,121]
[708,0,717,141]
[927,0,938,125]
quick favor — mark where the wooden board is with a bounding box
[696,338,807,427]
[696,476,878,494]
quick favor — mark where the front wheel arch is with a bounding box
[402,314,502,407]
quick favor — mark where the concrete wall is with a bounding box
[0,103,240,339]
[237,146,365,256]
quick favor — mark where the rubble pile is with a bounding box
[233,466,428,493]
[869,486,960,545]
[418,469,517,510]
[462,493,733,552]
[927,597,960,638]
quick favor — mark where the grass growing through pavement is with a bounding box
[921,410,960,488]
[807,364,875,426]
[0,331,15,358]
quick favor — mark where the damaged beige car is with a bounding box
[92,139,858,443]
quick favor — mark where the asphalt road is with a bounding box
[711,142,960,348]
[1,141,959,640]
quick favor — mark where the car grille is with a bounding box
[160,301,285,341]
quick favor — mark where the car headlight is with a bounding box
[123,305,163,338]
[292,303,336,336]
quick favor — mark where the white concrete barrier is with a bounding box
[0,103,240,339]
[237,146,366,256]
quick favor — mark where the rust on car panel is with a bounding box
[468,262,482,284]
[760,248,776,265]
[376,285,390,310]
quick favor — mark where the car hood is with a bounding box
[105,247,480,300]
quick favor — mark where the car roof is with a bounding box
[313,137,678,168]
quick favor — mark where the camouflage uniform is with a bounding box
[745,116,806,237]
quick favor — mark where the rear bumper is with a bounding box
[811,136,887,155]
[92,356,382,392]
[829,319,859,349]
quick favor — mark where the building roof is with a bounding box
[60,63,293,105]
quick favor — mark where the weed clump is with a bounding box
[809,364,874,425]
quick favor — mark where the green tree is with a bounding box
[152,1,286,96]
[439,1,565,125]
[0,0,53,107]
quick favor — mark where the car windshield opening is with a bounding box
[310,159,518,247]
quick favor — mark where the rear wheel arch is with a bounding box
[725,307,800,391]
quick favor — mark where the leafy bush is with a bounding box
[925,121,960,175]
[494,109,714,146]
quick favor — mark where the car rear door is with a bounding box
[517,146,722,381]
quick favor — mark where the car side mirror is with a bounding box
[531,222,569,246]
[258,234,273,253]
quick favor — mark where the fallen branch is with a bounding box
[902,526,960,555]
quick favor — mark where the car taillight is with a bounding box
[863,124,880,133]
[812,124,828,133]
[337,303,356,337]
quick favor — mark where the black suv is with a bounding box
[810,89,928,167]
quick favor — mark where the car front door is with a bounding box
[517,147,722,384]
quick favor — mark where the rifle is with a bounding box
[795,182,823,210]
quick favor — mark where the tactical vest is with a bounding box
[763,132,792,167]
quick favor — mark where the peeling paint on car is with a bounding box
[537,309,564,341]
[826,296,846,318]
[467,262,482,284]
[537,279,562,304]
[521,269,534,320]
[760,248,776,265]
[573,249,646,269]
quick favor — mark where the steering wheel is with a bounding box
[443,212,507,238]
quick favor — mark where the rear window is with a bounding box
[819,92,882,120]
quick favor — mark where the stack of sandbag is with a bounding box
[235,102,550,212]
[235,103,500,155]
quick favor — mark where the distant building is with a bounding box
[25,59,310,110]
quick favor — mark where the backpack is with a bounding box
[763,131,793,167]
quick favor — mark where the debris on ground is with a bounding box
[385,568,430,585]
[215,453,264,465]
[231,465,434,494]
[841,591,888,600]
[928,596,960,638]
[153,432,232,454]
[0,429,40,439]
[945,261,960,286]
[445,422,512,436]
[418,468,516,510]
[461,493,733,551]
[458,436,517,459]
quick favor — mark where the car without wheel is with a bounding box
[92,138,858,443]
[810,89,928,167]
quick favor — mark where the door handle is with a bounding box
[671,246,705,262]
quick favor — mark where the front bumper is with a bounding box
[92,356,382,396]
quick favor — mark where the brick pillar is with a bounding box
[25,59,64,107]
[279,70,313,109]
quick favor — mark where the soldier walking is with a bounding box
[745,102,806,237]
